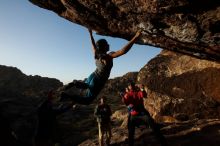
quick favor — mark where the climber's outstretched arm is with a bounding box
[109,30,142,58]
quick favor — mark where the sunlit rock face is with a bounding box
[30,0,220,61]
[138,50,220,121]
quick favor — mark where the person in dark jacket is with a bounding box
[60,29,142,105]
[36,90,74,146]
[94,96,112,146]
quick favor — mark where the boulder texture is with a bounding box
[29,0,220,61]
[137,50,220,121]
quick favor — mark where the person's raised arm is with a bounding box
[109,30,142,58]
[88,29,97,55]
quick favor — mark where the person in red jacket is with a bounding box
[121,83,167,146]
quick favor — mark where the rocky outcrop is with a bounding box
[0,65,63,146]
[0,65,62,97]
[138,50,220,121]
[30,0,220,61]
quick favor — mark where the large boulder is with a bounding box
[29,0,220,61]
[137,50,220,121]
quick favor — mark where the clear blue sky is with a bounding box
[0,0,161,84]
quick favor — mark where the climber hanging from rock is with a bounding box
[59,29,142,105]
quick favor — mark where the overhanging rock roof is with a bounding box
[30,0,220,61]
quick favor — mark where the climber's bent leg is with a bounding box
[60,86,96,105]
[60,72,105,105]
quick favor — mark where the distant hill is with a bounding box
[0,64,63,97]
